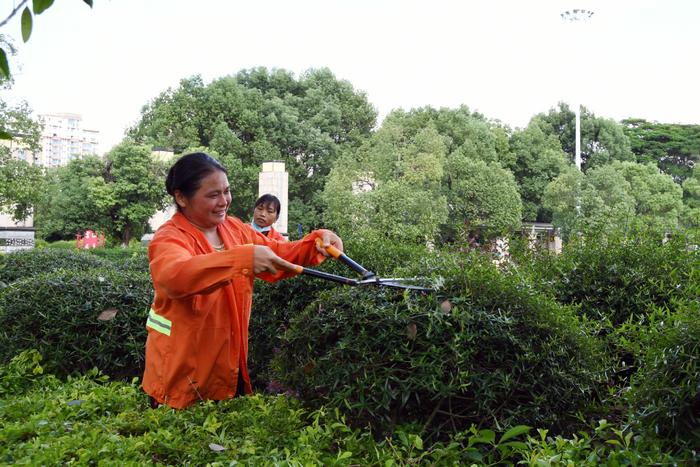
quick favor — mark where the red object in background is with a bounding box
[76,230,106,249]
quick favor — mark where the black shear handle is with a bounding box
[315,238,375,279]
[290,264,358,286]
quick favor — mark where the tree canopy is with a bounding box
[35,142,167,244]
[535,102,634,172]
[622,118,700,183]
[544,161,683,238]
[0,99,44,221]
[128,67,376,230]
[323,107,523,243]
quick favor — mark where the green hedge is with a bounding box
[0,249,112,285]
[1,350,690,466]
[0,268,151,380]
[271,251,608,439]
[627,300,700,450]
[522,229,699,326]
[250,236,432,391]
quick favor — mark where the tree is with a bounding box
[621,118,700,183]
[681,165,700,227]
[128,67,376,229]
[0,99,44,221]
[535,102,634,172]
[90,142,168,245]
[444,155,522,238]
[0,0,93,81]
[323,106,523,244]
[0,151,43,221]
[322,122,448,244]
[508,118,568,222]
[34,155,106,240]
[381,106,511,165]
[614,161,684,230]
[34,143,167,244]
[544,161,683,238]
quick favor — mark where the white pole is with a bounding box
[575,103,581,171]
[560,8,593,172]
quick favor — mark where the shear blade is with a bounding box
[359,278,432,291]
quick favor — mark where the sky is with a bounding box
[1,0,699,155]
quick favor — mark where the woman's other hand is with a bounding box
[316,230,344,257]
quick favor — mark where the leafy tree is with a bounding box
[324,107,523,244]
[0,0,93,81]
[90,142,169,245]
[681,165,700,227]
[614,161,684,230]
[0,151,43,221]
[508,118,568,222]
[34,155,106,240]
[128,67,376,228]
[323,122,448,243]
[621,118,700,183]
[444,155,522,237]
[536,102,634,171]
[544,161,682,238]
[35,143,167,244]
[0,99,42,150]
[381,106,511,165]
[0,99,44,221]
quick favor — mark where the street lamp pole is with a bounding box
[560,8,594,172]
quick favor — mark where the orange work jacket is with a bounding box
[249,224,287,242]
[143,211,327,408]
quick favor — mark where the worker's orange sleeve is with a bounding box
[149,232,255,300]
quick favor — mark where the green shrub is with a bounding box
[0,268,152,380]
[249,236,432,391]
[272,250,607,439]
[0,349,44,398]
[43,240,78,250]
[529,228,698,326]
[0,249,111,285]
[627,301,700,450]
[0,363,400,465]
[519,419,691,465]
[3,359,691,465]
[86,246,147,263]
[118,251,150,274]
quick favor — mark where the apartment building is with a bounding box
[37,113,99,167]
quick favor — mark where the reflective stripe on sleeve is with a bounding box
[146,308,172,336]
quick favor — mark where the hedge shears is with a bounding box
[286,239,433,292]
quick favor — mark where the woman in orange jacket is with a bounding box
[250,193,286,241]
[143,152,343,409]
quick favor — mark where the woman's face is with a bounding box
[253,202,278,228]
[176,170,231,230]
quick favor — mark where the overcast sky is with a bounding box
[1,0,699,154]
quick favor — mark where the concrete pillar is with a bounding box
[258,161,288,236]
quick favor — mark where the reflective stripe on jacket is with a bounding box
[143,211,327,408]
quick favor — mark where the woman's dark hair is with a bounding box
[165,152,227,208]
[254,194,281,217]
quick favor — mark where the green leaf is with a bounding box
[468,429,496,446]
[0,48,9,79]
[0,129,12,140]
[499,425,531,443]
[21,7,33,43]
[32,0,54,15]
[411,434,423,450]
[83,0,94,7]
[499,441,528,450]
